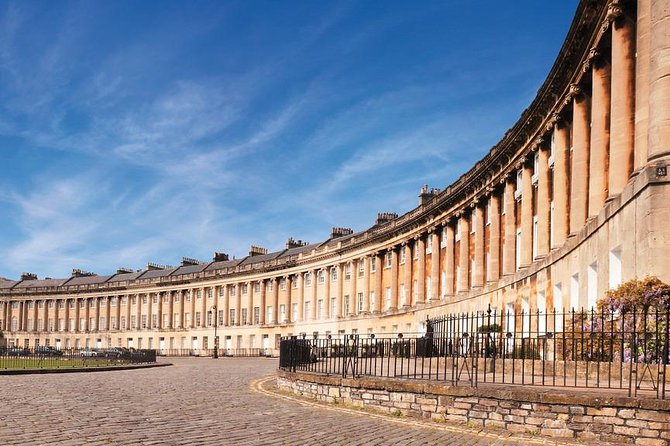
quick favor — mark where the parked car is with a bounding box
[34,346,63,357]
[80,348,101,357]
[6,347,30,356]
[102,347,127,358]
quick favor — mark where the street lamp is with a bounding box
[208,306,219,359]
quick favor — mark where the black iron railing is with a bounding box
[279,307,670,400]
[155,348,272,357]
[0,347,156,370]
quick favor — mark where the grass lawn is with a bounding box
[0,357,123,370]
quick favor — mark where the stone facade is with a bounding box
[0,0,669,355]
[276,370,670,445]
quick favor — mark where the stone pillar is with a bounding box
[635,0,651,171]
[553,121,571,247]
[430,230,440,300]
[589,55,611,217]
[609,9,636,193]
[458,213,470,292]
[324,270,331,318]
[204,287,211,327]
[404,242,413,305]
[416,236,426,304]
[374,253,383,313]
[167,292,173,329]
[537,146,551,258]
[362,260,371,313]
[335,265,343,318]
[272,279,279,324]
[75,299,80,332]
[220,288,227,327]
[310,270,318,320]
[298,273,305,321]
[126,295,131,331]
[390,247,399,309]
[502,179,516,275]
[648,0,670,161]
[444,224,455,295]
[286,276,293,323]
[488,193,501,282]
[259,281,266,325]
[235,284,242,325]
[32,301,38,332]
[105,298,111,333]
[350,260,357,315]
[473,205,485,287]
[85,298,91,331]
[115,296,121,331]
[520,161,533,267]
[95,297,101,331]
[157,293,163,329]
[570,89,591,234]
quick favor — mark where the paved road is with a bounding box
[0,358,594,445]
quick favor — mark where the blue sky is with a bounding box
[0,1,579,279]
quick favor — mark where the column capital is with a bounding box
[605,0,624,23]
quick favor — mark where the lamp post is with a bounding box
[208,306,219,359]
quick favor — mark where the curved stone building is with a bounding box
[1,0,669,355]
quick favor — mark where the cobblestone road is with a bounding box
[0,358,609,445]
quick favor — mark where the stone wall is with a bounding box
[276,370,670,445]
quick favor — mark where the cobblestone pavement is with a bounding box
[0,358,619,445]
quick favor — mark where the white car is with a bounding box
[80,348,100,357]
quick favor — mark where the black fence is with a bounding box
[157,348,272,357]
[279,307,670,400]
[0,347,156,370]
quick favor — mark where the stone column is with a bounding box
[286,276,293,323]
[553,121,571,247]
[95,297,101,331]
[458,213,470,292]
[168,292,175,329]
[488,193,501,282]
[362,259,371,313]
[520,161,533,267]
[335,265,343,318]
[220,288,228,327]
[126,295,131,331]
[235,284,242,325]
[609,8,636,193]
[403,242,413,305]
[390,247,399,309]
[74,299,80,332]
[570,88,591,234]
[297,273,305,321]
[157,293,163,329]
[502,179,516,275]
[430,230,440,300]
[310,270,318,320]
[635,0,651,171]
[259,281,267,325]
[588,55,611,217]
[85,298,91,331]
[105,298,111,333]
[272,279,279,324]
[648,0,670,161]
[115,296,121,331]
[444,224,455,295]
[203,287,209,327]
[350,260,357,315]
[324,270,331,318]
[374,253,383,313]
[416,236,426,304]
[473,205,485,287]
[537,145,551,258]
